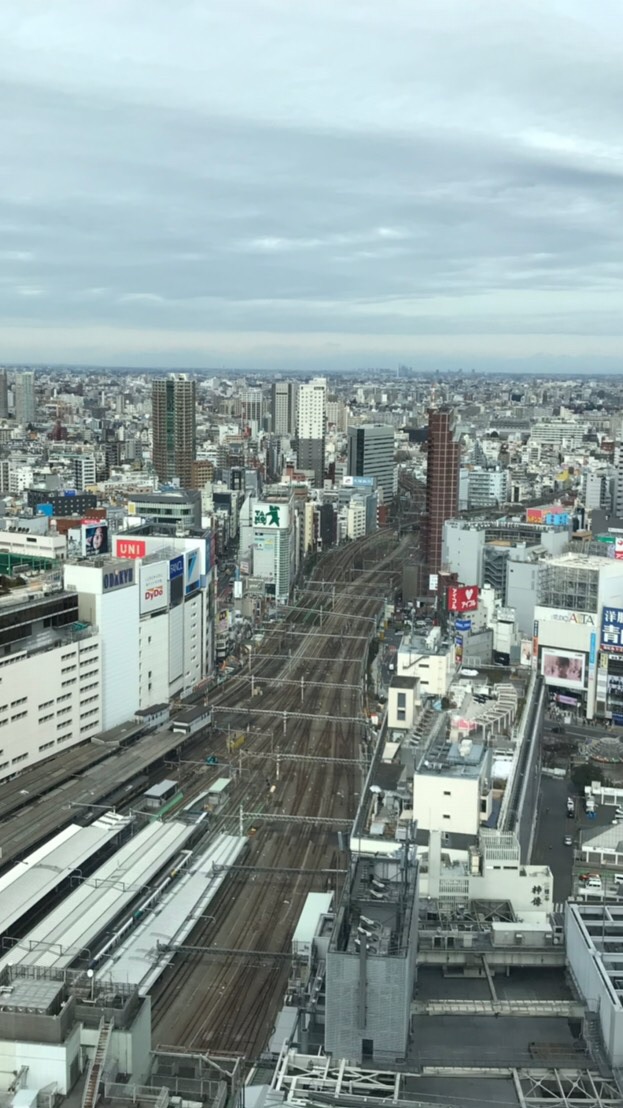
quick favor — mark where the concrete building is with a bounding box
[0,527,67,563]
[15,370,35,425]
[239,492,296,603]
[151,374,196,488]
[126,489,202,530]
[271,380,297,436]
[0,589,101,781]
[459,465,508,509]
[397,626,454,698]
[348,425,395,505]
[535,553,623,720]
[64,559,139,730]
[424,407,460,577]
[566,902,623,1066]
[413,732,492,841]
[346,497,366,540]
[71,454,96,491]
[296,377,326,485]
[0,369,8,419]
[324,846,419,1063]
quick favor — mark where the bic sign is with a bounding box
[254,505,281,527]
[447,586,479,612]
[116,537,146,559]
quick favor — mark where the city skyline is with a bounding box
[2,2,623,371]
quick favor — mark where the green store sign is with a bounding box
[255,505,281,527]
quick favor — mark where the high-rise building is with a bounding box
[0,371,8,419]
[347,424,395,504]
[424,407,460,577]
[271,381,297,436]
[241,386,264,429]
[151,375,196,488]
[15,371,35,426]
[296,377,326,485]
[72,455,97,492]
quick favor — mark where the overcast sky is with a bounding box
[2,0,623,371]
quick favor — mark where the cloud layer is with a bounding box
[2,0,623,369]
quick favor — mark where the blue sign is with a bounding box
[455,634,463,646]
[169,555,184,581]
[544,511,570,526]
[37,503,54,517]
[456,619,472,632]
[589,632,597,667]
[65,489,76,497]
[601,607,623,653]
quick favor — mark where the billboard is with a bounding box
[520,640,533,666]
[185,547,201,595]
[140,561,168,615]
[601,607,623,652]
[102,562,135,593]
[533,606,596,627]
[526,506,571,527]
[455,618,472,631]
[115,536,147,560]
[616,538,623,561]
[169,554,184,580]
[253,502,289,529]
[82,520,109,558]
[343,476,374,489]
[541,649,586,690]
[447,585,479,612]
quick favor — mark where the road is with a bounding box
[532,777,574,901]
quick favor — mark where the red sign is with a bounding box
[116,537,147,560]
[447,585,479,612]
[144,585,164,602]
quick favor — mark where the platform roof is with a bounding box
[0,811,131,936]
[0,819,195,973]
[97,832,247,992]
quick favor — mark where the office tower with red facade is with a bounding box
[424,407,460,577]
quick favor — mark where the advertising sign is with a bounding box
[541,649,586,690]
[534,606,596,627]
[102,563,135,593]
[600,607,623,652]
[526,506,571,526]
[82,520,109,558]
[428,573,439,592]
[253,502,288,529]
[116,536,147,560]
[343,476,374,488]
[140,561,168,615]
[169,555,184,581]
[455,618,472,632]
[520,640,533,666]
[447,585,479,613]
[616,538,623,561]
[185,547,201,595]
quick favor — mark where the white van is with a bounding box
[586,878,603,890]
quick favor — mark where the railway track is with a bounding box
[151,529,411,1057]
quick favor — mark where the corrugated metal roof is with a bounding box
[292,892,334,947]
[0,819,195,972]
[97,833,247,992]
[0,812,131,936]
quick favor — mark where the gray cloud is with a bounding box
[1,0,623,368]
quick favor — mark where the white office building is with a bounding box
[239,495,297,603]
[14,371,35,426]
[72,455,97,491]
[0,591,101,782]
[296,377,326,485]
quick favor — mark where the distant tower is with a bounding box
[347,425,395,504]
[0,371,8,419]
[15,371,35,426]
[424,406,460,577]
[296,377,326,485]
[151,374,196,488]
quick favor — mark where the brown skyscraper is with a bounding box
[152,375,196,488]
[424,407,460,577]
